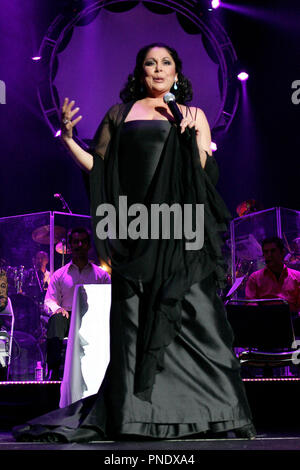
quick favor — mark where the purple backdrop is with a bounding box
[0,0,299,220]
[54,4,220,138]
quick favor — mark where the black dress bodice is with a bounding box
[118,120,171,204]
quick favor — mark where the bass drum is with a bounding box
[9,331,45,381]
[9,293,41,337]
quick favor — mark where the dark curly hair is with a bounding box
[261,237,285,252]
[68,226,91,246]
[119,43,193,104]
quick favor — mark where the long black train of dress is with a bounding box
[13,118,254,442]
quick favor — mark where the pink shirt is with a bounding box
[245,265,300,312]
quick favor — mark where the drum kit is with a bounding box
[2,224,70,380]
[284,236,300,269]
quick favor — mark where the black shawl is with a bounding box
[89,101,231,402]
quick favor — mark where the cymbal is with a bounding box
[55,241,71,255]
[32,225,66,244]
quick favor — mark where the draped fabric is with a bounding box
[12,104,255,444]
[89,101,231,402]
[13,274,253,443]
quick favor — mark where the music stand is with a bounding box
[226,299,295,350]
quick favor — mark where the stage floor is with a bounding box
[1,379,300,458]
[1,430,300,452]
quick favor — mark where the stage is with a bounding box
[1,430,300,452]
[0,0,300,459]
[0,378,300,455]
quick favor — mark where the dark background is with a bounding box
[0,0,299,219]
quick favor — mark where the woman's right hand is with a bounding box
[59,97,93,171]
[61,97,82,140]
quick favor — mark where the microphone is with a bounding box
[53,193,73,214]
[163,92,190,139]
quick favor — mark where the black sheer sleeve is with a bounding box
[89,103,127,162]
[204,153,219,186]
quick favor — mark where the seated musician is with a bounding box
[0,269,8,314]
[245,236,300,314]
[0,268,8,335]
[44,227,111,380]
[27,251,51,301]
[0,269,8,378]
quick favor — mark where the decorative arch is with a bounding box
[36,0,240,146]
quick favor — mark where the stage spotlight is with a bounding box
[31,56,42,61]
[211,0,220,9]
[211,142,217,151]
[54,129,61,137]
[237,72,249,81]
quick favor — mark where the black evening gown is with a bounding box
[13,120,253,442]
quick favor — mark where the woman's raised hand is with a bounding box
[61,98,82,140]
[59,98,93,171]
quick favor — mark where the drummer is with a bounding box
[26,251,51,301]
[34,251,50,289]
